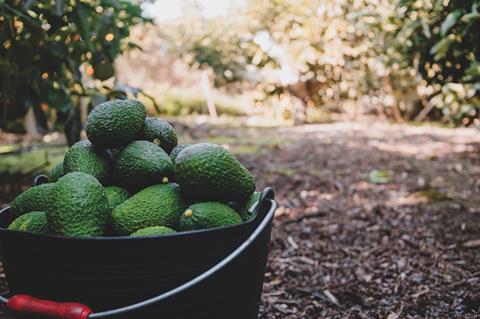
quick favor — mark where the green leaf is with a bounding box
[430,36,455,60]
[441,10,462,36]
[461,12,480,23]
[369,170,392,184]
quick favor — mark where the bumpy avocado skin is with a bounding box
[86,99,146,149]
[179,202,242,231]
[174,143,255,202]
[113,141,174,191]
[49,172,109,237]
[112,183,185,235]
[10,183,55,218]
[8,211,49,234]
[169,144,192,163]
[140,117,178,154]
[63,140,111,184]
[130,226,176,237]
[105,186,130,209]
[49,161,64,182]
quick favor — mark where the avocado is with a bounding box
[130,226,176,237]
[112,183,184,235]
[63,140,111,184]
[8,211,49,234]
[49,161,64,182]
[179,202,242,231]
[107,147,124,163]
[140,117,178,154]
[10,183,55,218]
[233,191,261,221]
[105,186,130,209]
[170,144,192,163]
[174,143,255,202]
[86,99,146,149]
[48,172,109,237]
[113,141,174,191]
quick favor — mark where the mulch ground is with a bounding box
[1,120,480,318]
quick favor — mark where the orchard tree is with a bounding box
[0,0,149,144]
[166,0,400,123]
[391,0,480,125]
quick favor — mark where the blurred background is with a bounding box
[1,0,480,318]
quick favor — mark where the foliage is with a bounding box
[0,0,148,143]
[391,0,480,125]
[141,87,246,117]
[164,0,480,125]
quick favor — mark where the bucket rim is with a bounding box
[0,198,276,242]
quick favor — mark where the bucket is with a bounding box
[0,178,277,319]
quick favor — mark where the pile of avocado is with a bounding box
[7,99,262,237]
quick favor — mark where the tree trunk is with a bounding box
[383,75,404,123]
[24,107,42,141]
[290,94,307,125]
[201,71,218,119]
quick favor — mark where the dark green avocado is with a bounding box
[86,99,146,149]
[112,183,185,235]
[170,144,192,163]
[174,143,255,202]
[63,140,111,184]
[48,172,110,237]
[130,226,176,237]
[10,183,55,218]
[179,202,242,231]
[8,211,49,234]
[140,117,178,154]
[113,140,174,191]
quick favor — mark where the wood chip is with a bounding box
[462,239,480,248]
[323,289,340,306]
[287,236,299,250]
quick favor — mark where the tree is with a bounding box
[164,0,399,123]
[164,0,479,125]
[390,0,480,125]
[0,0,148,144]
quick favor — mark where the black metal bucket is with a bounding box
[0,182,277,319]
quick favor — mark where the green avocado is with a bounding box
[140,117,178,154]
[233,191,261,221]
[113,140,174,191]
[107,147,124,163]
[169,144,192,163]
[48,172,109,237]
[8,211,49,234]
[63,140,111,184]
[10,183,55,218]
[86,99,146,149]
[130,226,176,237]
[112,183,185,235]
[49,161,64,182]
[105,186,130,209]
[174,143,255,202]
[179,202,242,231]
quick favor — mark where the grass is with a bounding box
[0,145,66,175]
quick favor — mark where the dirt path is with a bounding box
[181,120,480,318]
[1,120,480,318]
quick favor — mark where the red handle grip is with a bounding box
[7,295,92,319]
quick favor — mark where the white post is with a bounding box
[201,71,218,119]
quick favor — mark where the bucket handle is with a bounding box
[0,187,276,319]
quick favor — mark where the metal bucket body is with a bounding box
[0,192,276,319]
